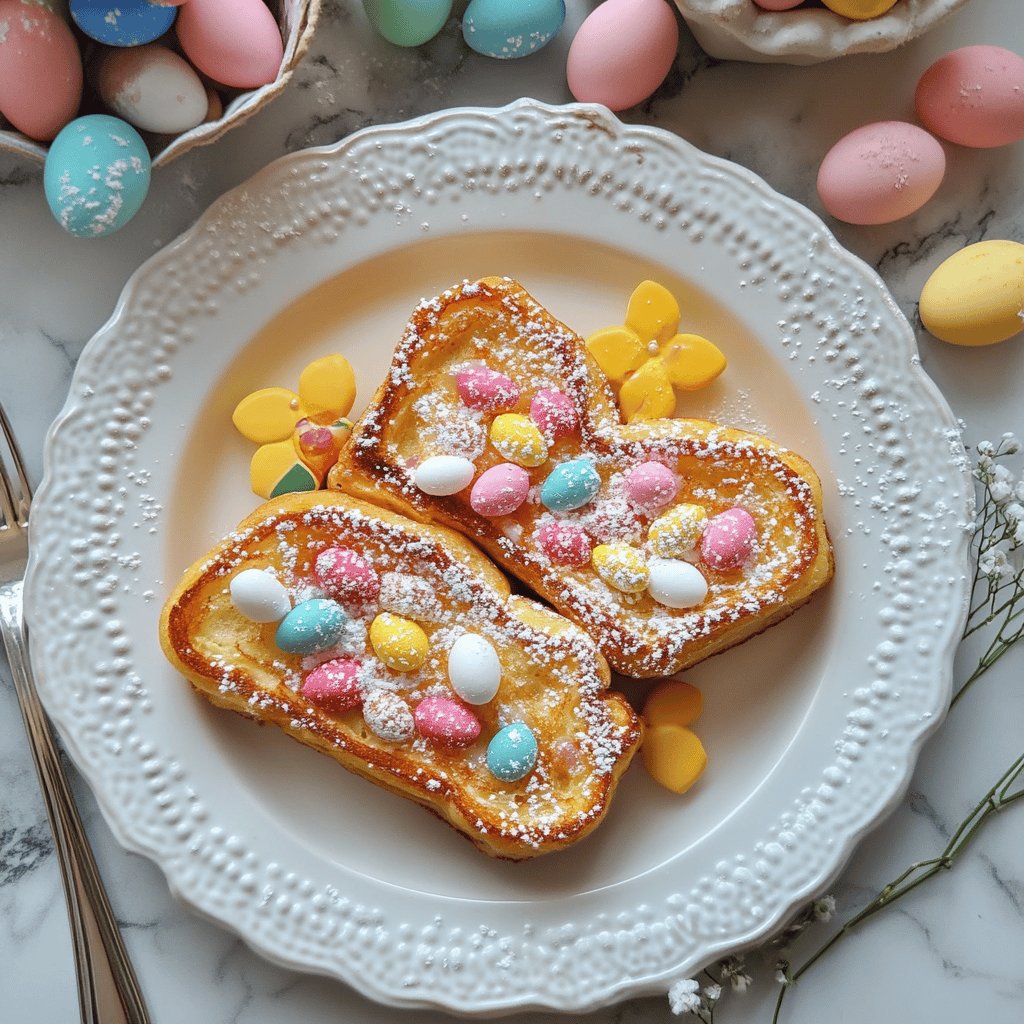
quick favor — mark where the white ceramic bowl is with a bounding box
[674,0,971,64]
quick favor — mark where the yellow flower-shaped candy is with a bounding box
[642,680,707,794]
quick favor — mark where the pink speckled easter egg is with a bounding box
[456,366,521,413]
[537,521,592,566]
[701,507,757,570]
[530,388,578,440]
[625,462,677,513]
[470,463,531,516]
[315,547,380,604]
[301,659,362,712]
[414,695,481,747]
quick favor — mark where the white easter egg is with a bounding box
[230,568,292,622]
[414,455,476,496]
[447,633,501,705]
[647,558,708,609]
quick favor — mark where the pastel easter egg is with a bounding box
[566,0,679,112]
[915,46,1024,149]
[490,414,548,468]
[70,0,176,45]
[701,507,757,571]
[647,557,708,609]
[463,0,564,59]
[314,547,380,604]
[229,567,291,622]
[370,612,429,672]
[486,722,538,782]
[456,366,521,413]
[414,695,482,746]
[447,633,501,705]
[751,0,804,9]
[919,241,1024,347]
[177,0,284,89]
[0,0,82,142]
[540,458,601,512]
[643,680,703,728]
[624,461,677,513]
[592,543,649,594]
[362,689,415,742]
[363,0,452,47]
[44,115,151,238]
[816,122,945,226]
[537,521,591,567]
[414,455,477,496]
[470,463,531,516]
[529,388,578,440]
[821,0,899,18]
[275,599,348,655]
[648,503,707,558]
[95,45,207,134]
[642,724,707,794]
[300,658,362,713]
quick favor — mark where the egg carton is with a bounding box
[673,0,971,65]
[0,0,320,169]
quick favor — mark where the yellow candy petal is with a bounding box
[659,334,727,391]
[250,441,318,500]
[592,543,649,593]
[644,680,703,728]
[619,360,676,421]
[232,388,302,444]
[625,280,680,345]
[585,327,647,382]
[298,354,357,422]
[642,724,707,794]
[370,612,429,672]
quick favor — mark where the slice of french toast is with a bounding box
[160,491,641,860]
[330,277,834,678]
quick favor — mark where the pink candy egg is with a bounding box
[624,462,677,512]
[530,388,578,440]
[414,695,481,747]
[301,658,362,712]
[915,46,1024,149]
[177,0,284,89]
[751,0,804,9]
[817,121,946,225]
[315,546,380,604]
[537,521,592,566]
[0,0,82,142]
[701,507,757,571]
[566,0,679,113]
[470,463,531,516]
[456,366,521,413]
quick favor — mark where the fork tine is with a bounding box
[0,402,31,527]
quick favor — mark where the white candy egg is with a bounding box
[414,455,476,496]
[230,568,292,622]
[647,558,708,609]
[447,633,501,705]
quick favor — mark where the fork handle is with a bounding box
[0,584,150,1024]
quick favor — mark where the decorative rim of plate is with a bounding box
[24,99,973,1015]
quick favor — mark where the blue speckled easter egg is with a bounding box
[486,722,538,782]
[43,115,151,238]
[70,0,177,46]
[539,458,601,512]
[363,0,452,47]
[463,0,565,59]
[275,599,348,655]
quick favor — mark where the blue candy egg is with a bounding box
[43,116,151,239]
[486,722,538,782]
[363,0,452,47]
[70,0,177,46]
[275,599,348,655]
[540,458,602,512]
[463,0,565,59]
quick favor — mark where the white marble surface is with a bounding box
[1,1,1023,1022]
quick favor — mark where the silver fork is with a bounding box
[0,402,150,1024]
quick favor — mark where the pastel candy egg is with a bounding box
[470,463,530,516]
[0,0,82,142]
[229,568,291,622]
[463,0,565,59]
[70,0,176,45]
[96,45,208,134]
[314,547,380,604]
[275,599,348,655]
[414,455,476,496]
[642,724,707,794]
[177,0,284,89]
[751,0,804,9]
[625,461,677,512]
[540,459,602,512]
[300,658,362,713]
[643,680,703,728]
[43,115,151,238]
[363,0,452,47]
[447,633,501,705]
[821,0,899,17]
[647,558,708,609]
[486,722,538,782]
[456,366,521,412]
[592,543,649,594]
[817,122,946,226]
[489,414,548,468]
[701,507,757,570]
[537,521,591,567]
[529,388,578,440]
[362,690,415,742]
[648,504,707,558]
[370,612,429,672]
[414,695,482,747]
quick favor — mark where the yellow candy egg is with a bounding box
[659,334,727,391]
[642,724,707,794]
[585,326,647,382]
[489,414,549,468]
[618,359,676,421]
[643,680,703,728]
[919,240,1024,347]
[592,543,649,593]
[821,0,898,19]
[370,612,429,672]
[649,504,708,558]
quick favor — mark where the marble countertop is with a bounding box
[1,1,1022,1022]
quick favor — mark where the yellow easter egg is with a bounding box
[298,354,357,420]
[659,334,727,391]
[370,612,429,672]
[821,0,898,19]
[619,359,676,421]
[625,280,680,344]
[592,543,649,594]
[232,387,301,444]
[642,724,708,794]
[643,680,703,728]
[920,240,1024,347]
[490,414,549,468]
[649,504,708,558]
[586,326,647,382]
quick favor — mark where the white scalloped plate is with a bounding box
[24,101,972,1016]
